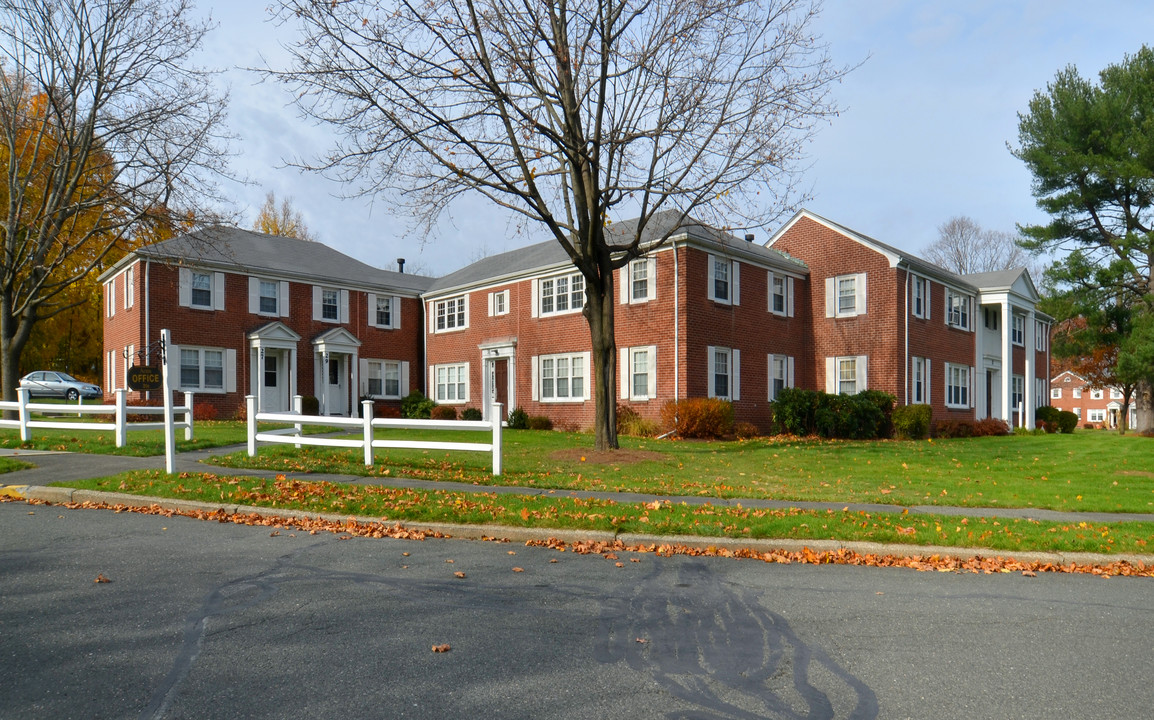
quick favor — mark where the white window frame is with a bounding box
[911,356,929,404]
[768,272,795,317]
[539,271,585,317]
[124,266,134,310]
[1035,378,1046,409]
[1073,387,1082,399]
[1011,315,1025,346]
[250,277,290,317]
[105,279,115,318]
[190,271,214,309]
[487,289,510,317]
[945,289,972,330]
[911,275,929,319]
[433,295,468,332]
[536,352,590,403]
[707,255,740,305]
[1051,387,1061,399]
[367,294,400,329]
[825,273,866,318]
[620,346,657,401]
[1035,321,1049,351]
[363,359,407,400]
[178,346,235,394]
[1073,407,1081,418]
[1110,388,1123,400]
[433,363,469,404]
[945,363,972,409]
[707,346,739,400]
[983,307,999,331]
[622,258,657,304]
[1091,388,1104,400]
[1011,375,1024,412]
[768,353,795,401]
[1088,408,1105,423]
[179,269,225,311]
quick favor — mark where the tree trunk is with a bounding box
[1136,380,1154,434]
[585,265,619,452]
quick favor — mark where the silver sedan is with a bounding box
[19,371,103,400]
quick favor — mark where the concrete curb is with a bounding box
[9,484,1154,569]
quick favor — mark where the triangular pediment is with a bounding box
[312,326,362,352]
[247,321,302,343]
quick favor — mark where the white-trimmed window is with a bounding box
[363,359,407,399]
[250,277,290,317]
[1035,378,1046,409]
[621,346,657,401]
[367,294,400,329]
[1012,375,1024,412]
[179,269,225,311]
[1110,388,1123,400]
[707,255,740,305]
[1035,321,1049,351]
[178,346,234,393]
[124,266,134,309]
[1088,408,1105,423]
[911,275,929,319]
[911,356,929,404]
[105,280,115,318]
[768,272,794,317]
[1073,387,1082,399]
[1011,315,1025,345]
[622,258,656,304]
[539,272,585,316]
[707,346,740,400]
[191,272,213,308]
[488,289,510,317]
[1074,407,1081,418]
[1051,387,1061,399]
[825,356,867,395]
[537,352,588,402]
[825,273,866,318]
[768,354,794,401]
[945,363,971,408]
[983,307,999,331]
[434,363,468,403]
[434,295,468,331]
[259,281,278,314]
[311,286,348,323]
[946,290,971,330]
[1091,388,1104,400]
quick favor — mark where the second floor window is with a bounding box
[260,281,278,314]
[321,289,339,321]
[540,272,584,315]
[435,296,466,330]
[376,296,392,327]
[946,290,971,330]
[191,272,213,308]
[1011,315,1024,345]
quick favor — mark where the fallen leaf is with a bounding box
[549,558,558,564]
[635,638,648,644]
[520,507,530,521]
[644,500,661,510]
[432,644,451,653]
[454,571,466,578]
[1022,570,1037,577]
[507,551,516,555]
[513,567,524,573]
[403,552,410,557]
[94,574,110,584]
[269,530,280,536]
[615,562,624,568]
[445,559,454,563]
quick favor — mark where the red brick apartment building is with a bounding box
[102,210,1052,432]
[1049,370,1137,429]
[100,227,432,418]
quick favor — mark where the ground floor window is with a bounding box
[911,357,928,404]
[180,347,224,392]
[1011,375,1024,412]
[366,359,403,399]
[540,352,586,401]
[768,354,794,401]
[435,364,468,403]
[1088,408,1105,423]
[708,347,739,400]
[945,363,971,408]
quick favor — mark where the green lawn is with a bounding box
[0,421,249,456]
[210,429,1154,514]
[0,457,31,474]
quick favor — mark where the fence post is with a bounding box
[17,387,30,442]
[491,402,503,476]
[115,389,127,448]
[293,394,303,449]
[76,393,83,418]
[246,395,257,457]
[160,329,177,474]
[184,392,194,441]
[362,400,374,467]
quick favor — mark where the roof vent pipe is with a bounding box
[744,233,754,243]
[397,258,405,273]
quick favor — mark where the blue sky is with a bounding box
[204,1,1154,276]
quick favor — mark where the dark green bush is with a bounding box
[300,395,319,416]
[814,392,887,439]
[857,390,896,438]
[660,398,735,439]
[771,387,820,435]
[461,407,483,422]
[1057,410,1079,434]
[1035,405,1060,432]
[893,404,932,439]
[527,415,554,430]
[507,406,529,429]
[401,390,435,419]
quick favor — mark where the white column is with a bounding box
[1001,301,1012,424]
[1025,309,1036,429]
[974,307,985,419]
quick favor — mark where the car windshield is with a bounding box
[54,373,79,382]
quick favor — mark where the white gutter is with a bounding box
[673,239,680,404]
[903,266,909,406]
[144,259,151,400]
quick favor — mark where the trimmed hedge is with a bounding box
[1057,410,1079,434]
[401,391,434,419]
[461,407,483,422]
[772,388,895,439]
[893,404,932,440]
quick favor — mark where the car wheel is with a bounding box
[66,389,79,401]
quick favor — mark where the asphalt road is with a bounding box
[2,501,1152,720]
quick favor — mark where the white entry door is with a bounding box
[259,352,288,413]
[327,354,348,416]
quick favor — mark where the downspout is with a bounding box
[673,239,680,405]
[903,265,909,406]
[144,260,151,401]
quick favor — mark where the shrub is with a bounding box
[932,419,975,438]
[734,421,760,440]
[507,406,529,429]
[1057,410,1079,434]
[1083,423,1096,430]
[660,398,734,439]
[300,395,320,416]
[972,417,1011,437]
[401,391,434,419]
[527,415,553,430]
[461,407,483,421]
[815,393,887,439]
[1035,405,1061,430]
[893,404,932,440]
[857,390,896,438]
[430,405,458,420]
[771,387,819,436]
[193,403,218,422]
[617,404,659,437]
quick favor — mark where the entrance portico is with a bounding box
[313,327,362,416]
[248,322,301,414]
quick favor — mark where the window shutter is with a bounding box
[731,261,740,306]
[225,349,237,393]
[249,277,259,314]
[925,359,930,403]
[213,273,225,311]
[646,258,657,301]
[943,287,950,325]
[531,356,539,401]
[340,290,349,324]
[767,354,774,401]
[392,296,401,329]
[530,279,539,317]
[487,292,495,317]
[427,301,435,333]
[620,266,629,304]
[825,357,835,393]
[178,268,191,307]
[732,349,740,400]
[367,293,377,327]
[647,346,657,398]
[462,293,469,328]
[279,281,290,317]
[925,280,931,318]
[107,281,115,317]
[706,346,716,398]
[400,361,409,397]
[312,286,322,321]
[825,277,835,317]
[856,355,868,391]
[359,358,370,394]
[428,365,434,400]
[855,273,866,315]
[786,277,795,317]
[767,271,775,312]
[582,352,591,400]
[706,255,717,299]
[787,356,795,387]
[620,347,628,400]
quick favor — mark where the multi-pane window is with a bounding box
[493,291,506,315]
[713,257,730,302]
[1012,375,1024,412]
[321,289,339,321]
[435,364,467,402]
[771,275,787,314]
[1110,388,1123,400]
[435,296,467,331]
[1035,321,1049,351]
[180,348,224,391]
[632,260,649,301]
[837,357,858,395]
[912,357,927,404]
[1073,387,1082,398]
[1011,315,1024,345]
[191,272,213,308]
[946,290,971,330]
[1091,389,1104,400]
[631,348,650,400]
[713,348,731,399]
[769,354,791,401]
[259,281,278,314]
[540,272,584,315]
[540,353,585,401]
[827,273,864,318]
[376,296,392,327]
[946,363,970,408]
[1088,409,1105,423]
[911,276,928,318]
[838,276,856,315]
[1051,388,1061,399]
[124,266,134,309]
[367,360,401,398]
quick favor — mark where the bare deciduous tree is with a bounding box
[0,0,230,401]
[924,216,1044,278]
[275,0,848,449]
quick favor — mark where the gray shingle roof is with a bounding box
[427,209,806,294]
[134,226,435,294]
